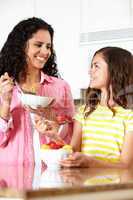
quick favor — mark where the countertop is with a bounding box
[1,165,133,199]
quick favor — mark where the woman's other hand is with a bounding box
[0,72,14,104]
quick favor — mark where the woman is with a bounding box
[0,17,74,165]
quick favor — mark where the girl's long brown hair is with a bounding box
[85,47,133,118]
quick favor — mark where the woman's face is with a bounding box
[89,53,110,90]
[26,29,51,70]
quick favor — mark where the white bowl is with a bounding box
[40,149,70,170]
[21,93,54,109]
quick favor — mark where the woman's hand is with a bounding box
[60,152,91,168]
[25,103,56,121]
[34,115,65,144]
[34,115,59,135]
[0,72,14,104]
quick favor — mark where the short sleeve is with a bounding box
[124,110,133,133]
[74,105,85,124]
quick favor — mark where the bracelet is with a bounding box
[0,116,9,122]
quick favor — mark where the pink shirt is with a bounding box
[0,165,34,190]
[0,72,75,165]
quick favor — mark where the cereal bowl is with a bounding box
[21,93,54,109]
[40,148,71,170]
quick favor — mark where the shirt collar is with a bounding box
[40,71,54,84]
[15,71,54,92]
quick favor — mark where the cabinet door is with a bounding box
[80,0,133,44]
[80,0,133,32]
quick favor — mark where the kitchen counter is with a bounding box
[0,165,133,199]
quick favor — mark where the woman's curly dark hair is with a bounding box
[85,47,133,118]
[0,17,59,82]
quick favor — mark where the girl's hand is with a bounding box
[60,152,91,168]
[0,72,14,104]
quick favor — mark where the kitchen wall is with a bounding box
[0,0,133,99]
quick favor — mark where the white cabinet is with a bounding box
[80,0,133,45]
[80,0,133,32]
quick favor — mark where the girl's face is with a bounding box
[89,53,110,90]
[26,29,51,71]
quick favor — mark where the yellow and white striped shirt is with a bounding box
[75,105,133,163]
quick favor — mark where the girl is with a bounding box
[35,47,133,168]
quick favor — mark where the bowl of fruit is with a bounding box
[40,141,72,170]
